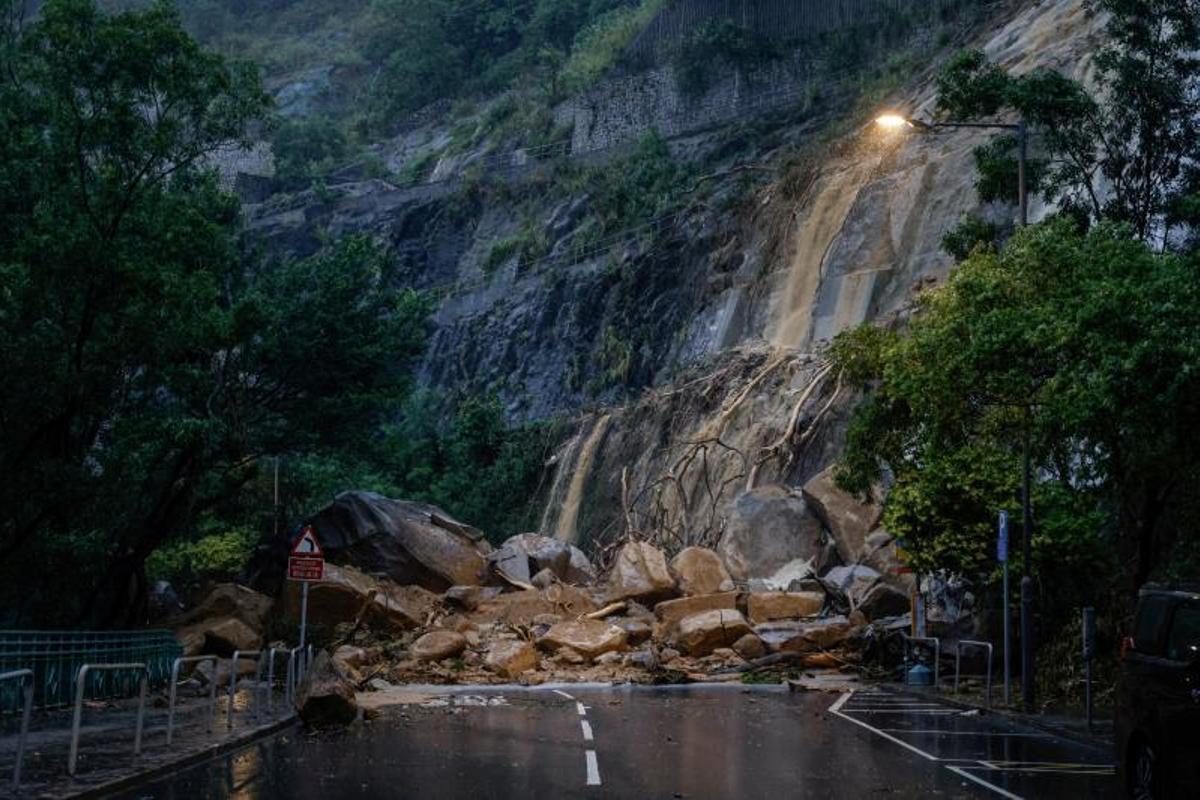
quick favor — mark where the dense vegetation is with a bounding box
[833,0,1200,699]
[0,0,558,625]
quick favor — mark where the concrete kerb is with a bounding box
[64,714,298,800]
[876,682,1113,752]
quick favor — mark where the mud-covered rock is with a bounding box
[173,584,273,656]
[675,609,752,657]
[411,630,468,662]
[732,633,767,660]
[485,640,538,679]
[202,618,262,655]
[802,467,883,564]
[607,541,677,603]
[670,547,734,596]
[755,616,854,654]
[297,651,358,728]
[288,563,437,632]
[718,485,826,581]
[746,591,824,623]
[653,592,739,631]
[305,491,491,591]
[537,619,628,661]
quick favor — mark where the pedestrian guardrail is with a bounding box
[264,648,292,712]
[902,634,941,687]
[0,630,181,711]
[166,656,219,746]
[68,663,148,776]
[1,669,33,789]
[954,640,994,708]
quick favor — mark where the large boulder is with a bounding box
[202,618,262,655]
[717,485,827,581]
[802,467,884,564]
[537,620,628,661]
[675,609,753,657]
[670,547,734,596]
[857,582,910,620]
[607,541,677,603]
[484,641,539,679]
[822,564,882,608]
[653,592,740,631]
[473,586,597,627]
[857,530,916,591]
[286,563,438,632]
[296,651,358,728]
[173,584,273,656]
[755,616,854,654]
[411,630,468,662]
[746,592,824,624]
[305,492,491,592]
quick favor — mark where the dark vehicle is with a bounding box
[1116,584,1200,799]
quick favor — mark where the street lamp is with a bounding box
[874,113,1028,227]
[875,110,1036,713]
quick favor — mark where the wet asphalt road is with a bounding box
[115,685,1116,800]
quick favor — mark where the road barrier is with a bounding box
[1,669,33,789]
[953,640,994,708]
[0,630,180,711]
[166,656,219,746]
[67,663,148,776]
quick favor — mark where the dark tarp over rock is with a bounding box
[304,491,492,592]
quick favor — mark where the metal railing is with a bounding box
[68,663,148,776]
[0,630,181,711]
[1,669,33,789]
[902,634,941,687]
[166,656,219,746]
[227,650,264,729]
[954,640,994,708]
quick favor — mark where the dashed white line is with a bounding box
[553,689,576,700]
[576,701,588,716]
[585,750,601,786]
[581,720,594,741]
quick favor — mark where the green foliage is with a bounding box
[832,220,1200,591]
[673,17,781,97]
[146,522,257,589]
[363,0,644,130]
[559,0,663,95]
[270,115,348,186]
[566,129,694,232]
[484,222,547,275]
[941,214,1000,260]
[936,0,1200,238]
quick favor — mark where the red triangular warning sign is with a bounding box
[290,525,324,558]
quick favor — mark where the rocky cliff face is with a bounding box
[242,0,1104,574]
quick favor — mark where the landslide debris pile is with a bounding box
[172,491,922,725]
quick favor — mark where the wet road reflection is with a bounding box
[117,685,1118,800]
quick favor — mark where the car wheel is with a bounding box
[1129,739,1160,800]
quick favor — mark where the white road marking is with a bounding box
[553,689,576,700]
[576,702,588,716]
[585,750,601,786]
[581,719,594,741]
[945,765,1024,799]
[829,692,1028,799]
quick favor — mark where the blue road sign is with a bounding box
[998,510,1009,562]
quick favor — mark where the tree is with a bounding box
[0,1,433,626]
[936,0,1200,240]
[832,221,1200,591]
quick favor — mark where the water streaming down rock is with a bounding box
[547,412,619,544]
[552,414,613,544]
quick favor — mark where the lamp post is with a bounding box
[876,112,1035,712]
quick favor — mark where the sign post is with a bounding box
[288,526,325,651]
[998,510,1010,706]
